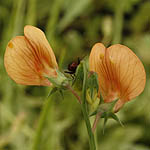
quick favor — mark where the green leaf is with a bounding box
[72,56,88,91]
[103,113,108,134]
[47,87,58,98]
[87,71,99,93]
[58,0,91,31]
[72,64,84,92]
[109,113,124,127]
[58,89,64,100]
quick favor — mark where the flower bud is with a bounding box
[86,71,100,113]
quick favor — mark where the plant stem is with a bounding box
[32,93,53,150]
[66,84,81,104]
[92,112,101,133]
[68,84,96,150]
[81,62,96,150]
[81,104,96,150]
[67,66,96,150]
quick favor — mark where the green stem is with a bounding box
[81,105,96,150]
[112,0,125,44]
[67,62,96,150]
[81,62,96,150]
[32,92,53,150]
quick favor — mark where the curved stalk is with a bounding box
[66,84,81,104]
[92,112,101,133]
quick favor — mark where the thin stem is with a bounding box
[66,84,81,104]
[81,104,96,150]
[32,94,53,150]
[68,84,96,150]
[92,112,101,133]
[67,86,96,149]
[81,62,96,150]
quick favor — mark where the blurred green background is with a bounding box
[0,0,150,150]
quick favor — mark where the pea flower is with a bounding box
[4,25,58,86]
[89,43,146,112]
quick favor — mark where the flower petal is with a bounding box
[24,25,58,69]
[107,44,146,101]
[4,36,51,86]
[89,43,106,95]
[89,43,119,102]
[89,43,146,112]
[113,99,125,113]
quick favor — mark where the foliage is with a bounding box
[0,0,150,150]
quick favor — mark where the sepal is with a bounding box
[102,112,123,134]
[46,69,69,89]
[90,99,123,133]
[90,99,118,116]
[47,87,64,100]
[47,87,58,98]
[86,71,100,113]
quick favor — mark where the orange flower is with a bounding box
[89,43,146,112]
[4,25,58,86]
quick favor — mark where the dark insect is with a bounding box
[65,58,80,74]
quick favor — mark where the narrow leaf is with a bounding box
[47,87,57,98]
[109,112,124,127]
